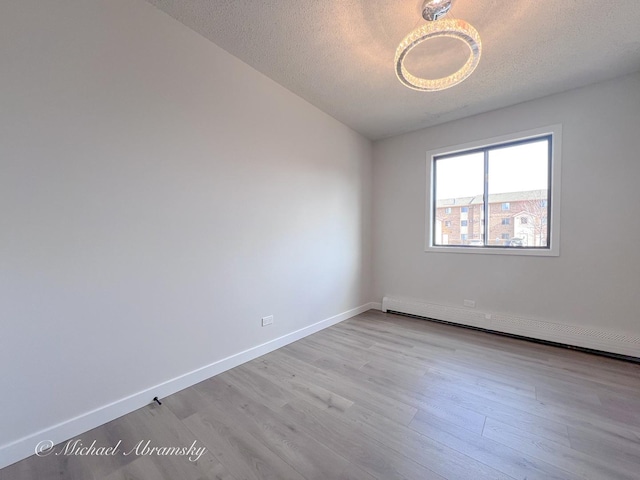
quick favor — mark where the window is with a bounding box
[427,125,561,256]
[444,221,451,227]
[461,234,468,241]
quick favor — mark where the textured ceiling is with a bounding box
[145,0,640,140]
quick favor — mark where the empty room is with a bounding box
[2,1,640,479]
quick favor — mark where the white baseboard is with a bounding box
[382,296,640,358]
[0,302,376,470]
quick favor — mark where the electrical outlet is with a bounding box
[485,313,492,320]
[261,315,274,326]
[463,299,476,308]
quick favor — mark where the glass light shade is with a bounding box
[422,0,452,21]
[395,18,481,92]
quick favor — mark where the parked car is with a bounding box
[505,237,525,247]
[468,240,484,246]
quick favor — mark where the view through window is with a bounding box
[432,136,551,249]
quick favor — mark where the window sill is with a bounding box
[425,245,559,257]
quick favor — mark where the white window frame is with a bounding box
[425,125,562,257]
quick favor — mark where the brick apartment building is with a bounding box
[435,189,549,246]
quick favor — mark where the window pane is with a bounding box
[487,139,549,247]
[434,152,484,246]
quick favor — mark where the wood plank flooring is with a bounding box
[3,309,640,479]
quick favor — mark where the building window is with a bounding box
[427,125,561,256]
[461,234,468,241]
[444,221,451,227]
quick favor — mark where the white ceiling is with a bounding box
[145,0,640,140]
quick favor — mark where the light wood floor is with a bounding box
[3,310,640,480]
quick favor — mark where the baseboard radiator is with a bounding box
[381,296,640,360]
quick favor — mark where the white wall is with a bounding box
[0,0,372,465]
[373,73,640,337]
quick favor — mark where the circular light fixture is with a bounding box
[395,1,482,92]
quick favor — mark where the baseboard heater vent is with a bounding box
[381,296,640,361]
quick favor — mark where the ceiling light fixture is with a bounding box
[395,0,481,92]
